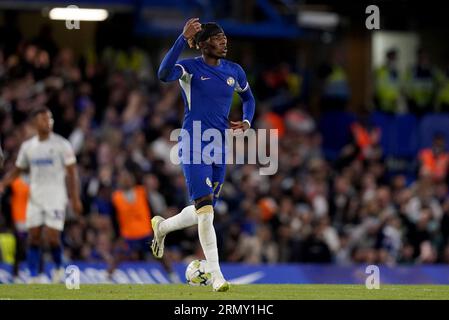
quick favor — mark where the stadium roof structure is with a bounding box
[0,0,307,39]
[4,0,445,38]
[134,0,304,39]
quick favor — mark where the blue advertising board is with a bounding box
[1,262,449,284]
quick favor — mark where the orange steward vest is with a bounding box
[112,186,153,239]
[419,149,449,180]
[10,178,29,224]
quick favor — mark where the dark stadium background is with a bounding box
[1,0,449,284]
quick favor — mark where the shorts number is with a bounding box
[54,210,63,220]
[213,182,223,198]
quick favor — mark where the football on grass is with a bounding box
[185,259,212,286]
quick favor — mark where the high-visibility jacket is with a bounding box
[116,49,146,73]
[10,177,29,225]
[323,65,350,99]
[419,148,449,180]
[0,233,16,265]
[405,66,436,108]
[111,186,153,240]
[375,66,400,112]
[436,69,449,110]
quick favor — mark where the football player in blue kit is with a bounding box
[151,18,255,292]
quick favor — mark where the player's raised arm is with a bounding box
[157,18,202,82]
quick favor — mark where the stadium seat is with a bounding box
[318,111,357,160]
[370,112,419,158]
[370,111,395,156]
[393,114,419,157]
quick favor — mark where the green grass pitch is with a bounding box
[1,284,449,300]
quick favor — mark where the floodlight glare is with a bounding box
[49,7,108,21]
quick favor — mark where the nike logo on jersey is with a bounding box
[200,76,211,80]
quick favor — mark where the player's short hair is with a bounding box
[188,22,224,50]
[30,106,51,119]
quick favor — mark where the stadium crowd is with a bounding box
[1,26,449,272]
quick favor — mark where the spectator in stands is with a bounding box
[319,49,350,111]
[300,220,333,263]
[338,116,382,166]
[0,228,15,267]
[405,48,438,116]
[418,133,449,182]
[375,48,401,113]
[435,52,449,113]
[231,224,278,264]
[8,176,29,281]
[349,117,382,161]
[111,169,180,282]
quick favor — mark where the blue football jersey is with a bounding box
[176,57,249,155]
[158,34,255,160]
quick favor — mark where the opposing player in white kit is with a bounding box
[0,107,83,283]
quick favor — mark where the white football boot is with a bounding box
[151,216,166,258]
[212,274,230,292]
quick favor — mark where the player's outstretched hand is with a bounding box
[230,120,250,135]
[183,18,202,40]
